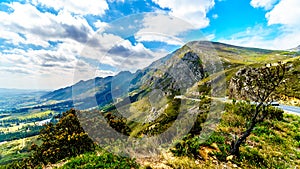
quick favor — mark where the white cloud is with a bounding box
[250,0,278,10]
[218,25,274,49]
[0,1,197,89]
[108,0,125,3]
[266,0,300,26]
[0,30,25,45]
[82,32,168,72]
[134,13,198,45]
[32,0,109,16]
[0,2,95,47]
[0,2,98,89]
[138,13,195,36]
[135,33,184,46]
[94,20,108,30]
[205,34,216,41]
[221,0,300,50]
[218,25,300,50]
[105,40,168,71]
[265,0,300,48]
[151,0,215,29]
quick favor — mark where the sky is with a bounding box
[0,0,299,90]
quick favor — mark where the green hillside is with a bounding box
[1,41,300,168]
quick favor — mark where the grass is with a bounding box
[0,110,56,133]
[157,104,299,169]
[0,122,36,133]
[1,44,300,168]
[275,57,300,106]
[219,107,299,168]
[0,110,55,121]
[59,149,140,169]
[0,136,38,165]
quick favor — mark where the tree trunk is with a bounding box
[230,124,255,156]
[230,104,261,156]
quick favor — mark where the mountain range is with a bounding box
[2,41,299,113]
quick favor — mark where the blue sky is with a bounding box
[0,0,299,89]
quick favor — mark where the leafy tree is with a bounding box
[229,62,286,156]
[30,109,95,165]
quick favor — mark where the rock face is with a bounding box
[151,50,205,94]
[43,40,281,110]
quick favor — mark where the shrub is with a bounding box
[294,132,300,141]
[60,152,139,169]
[30,109,95,165]
[171,132,229,160]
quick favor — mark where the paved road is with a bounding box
[175,95,300,115]
[278,104,300,115]
[174,95,201,102]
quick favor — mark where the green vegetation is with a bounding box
[60,151,139,169]
[0,110,57,142]
[0,136,39,165]
[275,57,300,106]
[169,102,299,168]
[0,109,140,169]
[0,109,95,168]
[1,42,300,168]
[0,125,44,142]
[229,63,286,156]
[30,109,95,165]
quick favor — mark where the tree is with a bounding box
[229,62,286,156]
[30,109,95,165]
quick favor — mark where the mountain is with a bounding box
[39,41,296,111]
[288,45,300,52]
[0,88,47,96]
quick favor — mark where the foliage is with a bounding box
[102,110,132,136]
[171,132,230,160]
[275,58,300,105]
[228,63,286,156]
[225,102,283,122]
[0,125,44,142]
[29,109,95,165]
[189,96,211,135]
[60,151,139,169]
[170,101,298,168]
[137,98,181,136]
[0,136,38,165]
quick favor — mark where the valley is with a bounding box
[0,41,300,168]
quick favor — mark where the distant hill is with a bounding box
[288,45,300,52]
[0,88,47,96]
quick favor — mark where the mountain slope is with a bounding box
[39,41,296,110]
[288,45,300,52]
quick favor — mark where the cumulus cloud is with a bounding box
[32,0,109,16]
[151,0,215,29]
[135,33,184,46]
[0,0,209,89]
[250,0,278,10]
[94,20,108,30]
[0,2,95,47]
[266,0,300,26]
[81,32,168,72]
[0,1,165,89]
[134,13,196,45]
[0,67,33,75]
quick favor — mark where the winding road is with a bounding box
[278,104,300,115]
[174,95,300,115]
